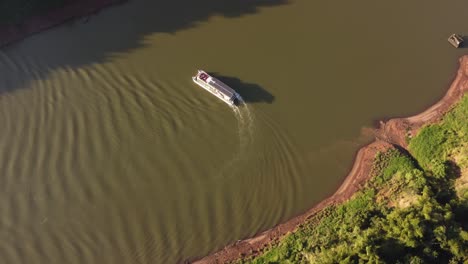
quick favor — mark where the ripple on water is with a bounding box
[0,56,307,263]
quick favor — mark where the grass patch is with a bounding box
[409,96,468,171]
[372,149,424,191]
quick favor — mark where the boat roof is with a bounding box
[199,72,236,98]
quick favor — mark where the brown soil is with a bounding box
[192,56,468,264]
[0,0,126,48]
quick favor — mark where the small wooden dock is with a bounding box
[448,34,464,48]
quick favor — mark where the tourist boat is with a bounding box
[192,70,241,106]
[448,34,464,48]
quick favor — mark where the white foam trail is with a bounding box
[217,100,255,179]
[232,100,254,148]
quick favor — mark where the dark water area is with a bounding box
[0,0,467,263]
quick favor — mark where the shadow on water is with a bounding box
[210,73,275,104]
[460,36,467,48]
[0,0,288,93]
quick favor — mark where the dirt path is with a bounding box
[192,56,468,264]
[0,0,126,48]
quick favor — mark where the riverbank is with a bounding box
[0,0,126,48]
[192,55,468,263]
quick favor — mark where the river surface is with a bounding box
[0,0,467,263]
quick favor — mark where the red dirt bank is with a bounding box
[192,56,468,264]
[0,0,125,48]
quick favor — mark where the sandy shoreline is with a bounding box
[0,0,126,48]
[192,56,468,264]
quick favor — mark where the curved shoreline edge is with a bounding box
[0,0,126,48]
[192,56,468,264]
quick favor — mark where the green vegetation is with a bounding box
[241,95,468,264]
[409,96,468,172]
[0,0,70,25]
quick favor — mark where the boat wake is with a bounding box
[232,98,254,150]
[216,98,255,179]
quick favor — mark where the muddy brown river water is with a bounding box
[0,0,467,263]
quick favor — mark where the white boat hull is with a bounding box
[192,71,241,106]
